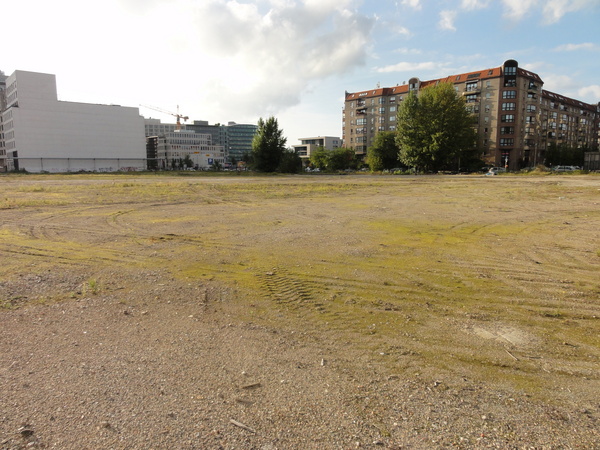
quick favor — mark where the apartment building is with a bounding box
[0,70,146,172]
[292,136,342,159]
[343,59,599,170]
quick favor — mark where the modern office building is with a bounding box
[0,70,146,172]
[147,119,257,164]
[343,60,599,170]
[145,118,186,136]
[146,130,225,170]
[223,122,258,162]
[292,136,342,159]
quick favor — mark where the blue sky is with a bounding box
[3,0,599,145]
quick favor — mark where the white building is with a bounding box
[144,118,185,137]
[292,136,342,159]
[0,70,146,172]
[147,130,226,170]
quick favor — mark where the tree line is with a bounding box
[250,82,585,174]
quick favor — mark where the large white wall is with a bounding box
[5,71,146,172]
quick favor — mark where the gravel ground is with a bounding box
[1,175,599,449]
[1,268,598,449]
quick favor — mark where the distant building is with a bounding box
[145,118,186,136]
[0,71,7,171]
[148,119,257,164]
[146,130,225,170]
[343,59,599,170]
[0,70,146,172]
[293,136,342,159]
[225,122,258,163]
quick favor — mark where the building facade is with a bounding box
[0,70,146,172]
[148,119,257,165]
[292,136,342,159]
[223,122,258,163]
[0,71,7,171]
[146,130,225,170]
[343,60,599,170]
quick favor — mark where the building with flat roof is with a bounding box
[292,136,342,159]
[343,60,599,170]
[147,119,257,165]
[146,130,225,170]
[0,70,146,172]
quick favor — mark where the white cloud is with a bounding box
[187,0,375,117]
[554,42,599,51]
[438,10,457,31]
[542,0,596,24]
[461,0,491,10]
[401,0,422,10]
[394,48,422,55]
[501,0,595,22]
[501,0,538,20]
[375,61,442,73]
[578,85,600,103]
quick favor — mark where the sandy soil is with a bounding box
[1,174,599,449]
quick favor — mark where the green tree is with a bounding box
[328,147,356,171]
[278,149,303,173]
[545,142,586,167]
[183,154,194,169]
[396,82,477,172]
[251,117,287,172]
[309,147,329,170]
[366,131,400,171]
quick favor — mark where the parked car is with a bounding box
[553,165,577,172]
[486,167,506,175]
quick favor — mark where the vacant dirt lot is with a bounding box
[1,173,599,448]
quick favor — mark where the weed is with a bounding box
[85,279,100,295]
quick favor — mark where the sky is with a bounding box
[3,0,599,145]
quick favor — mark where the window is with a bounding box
[500,127,514,134]
[465,81,478,91]
[502,102,516,111]
[389,97,396,103]
[502,90,516,99]
[500,138,514,146]
[504,66,517,75]
[501,115,515,122]
[526,116,535,124]
[379,107,385,114]
[389,106,396,112]
[465,94,477,103]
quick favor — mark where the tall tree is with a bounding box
[251,117,287,172]
[366,131,400,171]
[309,147,329,170]
[396,82,477,172]
[278,149,302,173]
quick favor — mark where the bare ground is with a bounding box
[1,173,599,449]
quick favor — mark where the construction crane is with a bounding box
[140,104,189,131]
